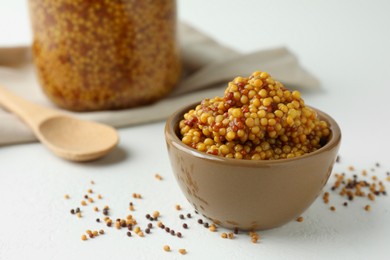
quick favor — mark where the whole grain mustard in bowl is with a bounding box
[165,71,341,230]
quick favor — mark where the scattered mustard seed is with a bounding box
[175,204,182,211]
[228,232,234,239]
[81,200,87,206]
[88,189,93,194]
[155,174,163,180]
[178,249,187,255]
[90,180,95,185]
[221,232,228,239]
[296,216,304,222]
[76,212,82,218]
[152,211,160,219]
[88,198,94,203]
[97,194,102,199]
[364,205,371,211]
[330,206,336,211]
[94,207,99,212]
[81,234,87,241]
[209,225,216,232]
[163,245,171,252]
[99,229,104,235]
[64,194,70,199]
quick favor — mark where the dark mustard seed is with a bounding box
[170,230,175,236]
[197,219,203,224]
[203,222,209,228]
[146,214,151,219]
[186,213,191,218]
[234,227,239,234]
[165,227,170,232]
[96,218,100,222]
[70,209,75,214]
[127,231,132,237]
[183,223,188,229]
[177,232,182,238]
[76,207,80,213]
[179,214,184,219]
[148,223,153,228]
[343,202,348,207]
[145,228,151,234]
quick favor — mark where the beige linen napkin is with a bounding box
[0,23,319,146]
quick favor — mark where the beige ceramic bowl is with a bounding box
[165,103,341,230]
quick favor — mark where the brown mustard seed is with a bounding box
[179,214,184,219]
[96,218,100,222]
[64,194,70,199]
[177,232,182,238]
[197,219,203,224]
[364,205,371,211]
[170,230,175,236]
[186,213,192,218]
[183,223,188,229]
[148,223,153,229]
[146,214,151,219]
[127,231,132,237]
[145,228,151,234]
[90,180,95,185]
[70,209,75,214]
[203,222,209,228]
[343,202,348,206]
[165,227,170,233]
[76,207,80,213]
[221,232,228,239]
[163,245,171,252]
[84,195,89,199]
[234,227,239,234]
[81,234,87,241]
[296,216,304,222]
[88,233,94,239]
[99,229,104,235]
[178,249,187,255]
[330,206,336,211]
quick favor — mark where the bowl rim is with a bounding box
[165,102,341,166]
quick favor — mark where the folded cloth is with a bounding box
[0,23,319,146]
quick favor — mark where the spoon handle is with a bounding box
[0,85,58,131]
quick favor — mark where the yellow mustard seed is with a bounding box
[152,211,160,218]
[64,194,70,199]
[97,194,102,199]
[296,216,304,222]
[77,212,82,218]
[163,245,171,252]
[155,174,163,180]
[81,200,87,206]
[175,204,182,211]
[81,234,87,241]
[364,205,371,211]
[88,189,93,194]
[94,207,99,212]
[88,198,94,203]
[228,232,234,239]
[179,249,187,255]
[221,232,228,239]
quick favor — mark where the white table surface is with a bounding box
[1,1,390,259]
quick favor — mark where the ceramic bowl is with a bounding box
[165,103,341,230]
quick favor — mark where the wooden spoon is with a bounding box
[0,85,119,161]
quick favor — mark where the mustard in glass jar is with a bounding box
[29,0,181,111]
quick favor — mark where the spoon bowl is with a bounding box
[0,85,119,161]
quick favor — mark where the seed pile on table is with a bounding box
[179,71,330,160]
[323,156,388,211]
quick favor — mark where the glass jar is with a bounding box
[29,0,181,111]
